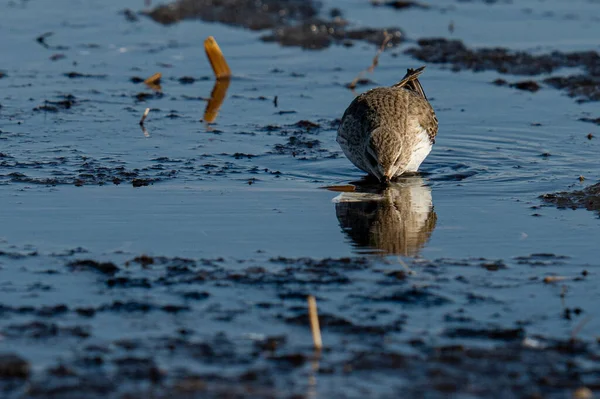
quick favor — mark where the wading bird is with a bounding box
[337,66,438,183]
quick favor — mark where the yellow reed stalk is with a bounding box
[144,72,161,85]
[204,36,231,80]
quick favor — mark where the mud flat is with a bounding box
[144,0,403,49]
[0,253,598,398]
[542,182,600,215]
[406,38,600,103]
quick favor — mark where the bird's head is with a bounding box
[365,128,403,183]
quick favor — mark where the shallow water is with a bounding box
[0,0,599,397]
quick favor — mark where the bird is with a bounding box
[337,66,438,183]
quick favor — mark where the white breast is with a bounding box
[403,126,432,173]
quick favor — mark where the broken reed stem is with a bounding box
[347,31,393,90]
[144,72,162,85]
[139,107,150,125]
[144,72,162,92]
[543,276,567,284]
[204,36,231,80]
[307,295,322,351]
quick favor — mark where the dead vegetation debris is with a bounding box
[541,183,600,215]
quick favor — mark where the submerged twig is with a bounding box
[36,32,53,49]
[307,295,322,351]
[139,107,150,125]
[571,315,592,341]
[397,256,416,276]
[347,31,393,90]
[204,36,231,80]
[321,185,356,193]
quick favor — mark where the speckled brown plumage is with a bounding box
[337,66,438,182]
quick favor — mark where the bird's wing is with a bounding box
[418,106,438,144]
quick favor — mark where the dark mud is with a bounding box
[3,338,600,398]
[1,252,599,398]
[0,114,341,186]
[541,183,600,215]
[268,120,340,160]
[493,78,541,93]
[144,0,318,28]
[406,38,600,102]
[371,1,430,10]
[0,154,168,187]
[144,0,403,49]
[580,117,600,126]
[261,22,403,50]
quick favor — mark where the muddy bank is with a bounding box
[406,38,600,102]
[0,249,596,398]
[541,182,600,215]
[0,117,341,188]
[371,1,430,10]
[143,0,318,28]
[0,153,170,187]
[144,0,403,49]
[1,335,598,398]
[580,117,600,126]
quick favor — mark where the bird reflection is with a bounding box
[332,177,436,256]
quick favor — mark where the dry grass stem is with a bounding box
[139,107,150,125]
[307,295,322,351]
[347,31,393,90]
[204,36,231,80]
[543,276,567,284]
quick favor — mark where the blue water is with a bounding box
[0,0,599,396]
